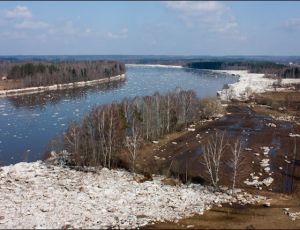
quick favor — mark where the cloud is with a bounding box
[3,6,48,30]
[15,20,49,29]
[164,1,242,36]
[282,18,300,31]
[5,6,32,19]
[0,31,28,39]
[63,20,79,35]
[107,28,128,39]
[165,1,224,14]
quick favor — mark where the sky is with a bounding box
[0,1,300,56]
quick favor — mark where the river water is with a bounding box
[0,65,237,165]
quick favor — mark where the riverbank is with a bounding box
[215,70,274,100]
[0,161,264,229]
[0,74,125,97]
[126,64,183,68]
[216,70,300,101]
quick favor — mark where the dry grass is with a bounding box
[252,91,300,121]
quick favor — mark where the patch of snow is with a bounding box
[245,147,274,189]
[261,147,270,155]
[260,159,270,168]
[286,211,300,221]
[266,123,276,128]
[272,115,295,122]
[244,177,274,187]
[289,133,300,138]
[262,177,274,187]
[281,79,300,85]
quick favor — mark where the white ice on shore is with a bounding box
[0,74,125,97]
[0,161,264,229]
[126,64,183,69]
[216,70,275,101]
[281,78,300,85]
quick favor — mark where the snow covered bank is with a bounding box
[0,161,264,229]
[0,74,125,97]
[281,78,300,85]
[216,70,276,101]
[126,64,183,68]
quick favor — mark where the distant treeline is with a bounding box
[184,61,300,79]
[52,89,223,171]
[0,61,125,89]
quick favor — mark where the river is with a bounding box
[0,65,237,165]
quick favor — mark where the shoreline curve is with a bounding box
[0,74,125,97]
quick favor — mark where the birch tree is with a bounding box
[125,109,141,174]
[202,131,227,188]
[228,138,245,194]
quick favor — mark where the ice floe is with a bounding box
[0,161,265,229]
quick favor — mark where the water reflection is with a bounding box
[7,80,126,109]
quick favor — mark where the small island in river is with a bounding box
[0,61,126,96]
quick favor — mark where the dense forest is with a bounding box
[0,61,125,89]
[52,89,223,172]
[185,61,300,78]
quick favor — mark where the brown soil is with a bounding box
[136,102,300,194]
[137,90,300,229]
[146,192,300,229]
[252,90,300,124]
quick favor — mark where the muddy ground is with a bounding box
[146,192,300,229]
[138,103,300,194]
[137,89,300,229]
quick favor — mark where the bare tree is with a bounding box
[64,122,81,157]
[59,89,222,172]
[125,113,141,174]
[202,131,227,188]
[166,94,171,133]
[228,137,245,194]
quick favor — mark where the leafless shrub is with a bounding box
[200,97,224,119]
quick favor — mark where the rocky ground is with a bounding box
[0,161,265,229]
